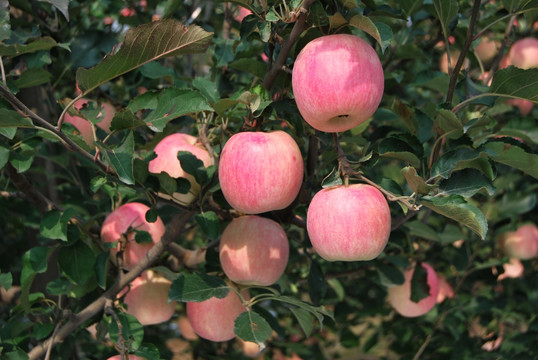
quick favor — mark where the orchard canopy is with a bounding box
[1,0,538,359]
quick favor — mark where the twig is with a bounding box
[262,0,316,90]
[445,0,482,105]
[0,56,6,87]
[27,210,195,360]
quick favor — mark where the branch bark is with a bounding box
[27,210,195,360]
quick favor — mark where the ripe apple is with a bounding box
[291,34,384,133]
[148,133,213,205]
[220,215,289,286]
[186,290,249,342]
[439,50,470,74]
[64,99,116,146]
[498,223,538,260]
[306,184,391,261]
[101,202,165,270]
[475,35,499,63]
[235,7,252,22]
[122,270,176,325]
[238,338,262,358]
[508,37,538,69]
[387,262,439,318]
[497,258,524,281]
[218,131,303,214]
[107,355,145,360]
[177,315,199,340]
[436,275,455,304]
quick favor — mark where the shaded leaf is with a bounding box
[102,131,135,185]
[421,195,488,239]
[349,15,393,52]
[76,20,213,94]
[400,0,424,16]
[58,241,96,285]
[308,259,326,306]
[410,263,430,303]
[403,220,440,242]
[0,0,10,42]
[168,273,230,302]
[193,76,220,104]
[433,0,458,39]
[14,68,52,89]
[401,166,434,195]
[489,67,538,103]
[234,310,273,346]
[194,211,220,241]
[0,36,58,57]
[431,147,494,180]
[110,109,145,131]
[108,313,144,351]
[439,169,496,198]
[290,307,314,337]
[378,136,422,168]
[0,109,33,127]
[377,263,405,286]
[0,272,12,290]
[481,141,538,179]
[39,0,69,21]
[321,167,343,188]
[40,208,75,241]
[0,144,9,170]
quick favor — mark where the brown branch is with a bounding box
[27,210,195,360]
[445,0,482,105]
[4,163,59,213]
[262,0,316,90]
[167,242,207,268]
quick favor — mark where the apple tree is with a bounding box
[0,0,537,359]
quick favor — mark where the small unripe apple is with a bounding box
[508,37,538,69]
[306,184,391,261]
[220,215,289,286]
[238,338,262,358]
[218,131,303,214]
[101,202,165,270]
[186,290,249,342]
[122,270,176,325]
[387,262,439,318]
[499,223,538,260]
[292,34,384,133]
[475,35,499,63]
[148,133,213,205]
[439,50,470,74]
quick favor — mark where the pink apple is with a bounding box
[387,262,439,318]
[238,338,262,358]
[101,202,165,270]
[507,98,534,115]
[122,270,176,325]
[497,258,524,281]
[64,99,116,146]
[148,133,213,205]
[306,184,391,261]
[177,315,199,340]
[96,101,116,132]
[508,37,538,69]
[220,215,289,286]
[186,290,249,342]
[107,355,145,360]
[499,223,538,260]
[218,131,303,214]
[436,275,455,303]
[235,7,252,22]
[291,34,384,133]
[475,35,499,63]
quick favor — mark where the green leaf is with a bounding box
[40,208,75,241]
[0,108,33,127]
[76,20,214,94]
[0,36,58,57]
[134,230,152,244]
[57,241,96,285]
[290,307,314,337]
[378,136,422,168]
[4,348,28,360]
[102,131,135,185]
[0,144,9,170]
[349,15,392,52]
[377,263,405,286]
[489,67,538,103]
[401,166,434,195]
[178,150,209,185]
[14,68,51,89]
[439,169,496,198]
[234,310,273,346]
[95,252,109,290]
[400,0,424,16]
[421,195,488,240]
[193,76,220,104]
[481,141,538,179]
[168,273,230,302]
[433,0,459,40]
[404,220,441,242]
[134,343,161,360]
[108,312,144,351]
[0,0,11,42]
[410,263,430,303]
[21,246,50,284]
[110,109,145,131]
[435,109,463,136]
[0,272,13,290]
[308,259,326,306]
[39,0,69,20]
[143,88,212,132]
[194,211,220,241]
[321,167,343,188]
[431,147,494,180]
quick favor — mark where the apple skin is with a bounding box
[436,275,455,304]
[107,355,145,360]
[220,215,289,286]
[497,258,524,281]
[177,315,199,340]
[218,131,303,214]
[101,202,165,270]
[235,7,252,22]
[475,35,499,63]
[499,223,538,260]
[439,50,470,74]
[306,184,391,261]
[508,37,538,69]
[186,290,249,342]
[148,133,213,205]
[122,270,176,325]
[387,262,440,318]
[64,99,116,146]
[291,34,384,133]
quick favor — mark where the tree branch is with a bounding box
[27,210,195,360]
[445,0,482,105]
[262,0,315,90]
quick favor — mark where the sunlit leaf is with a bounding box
[168,273,229,302]
[234,310,272,346]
